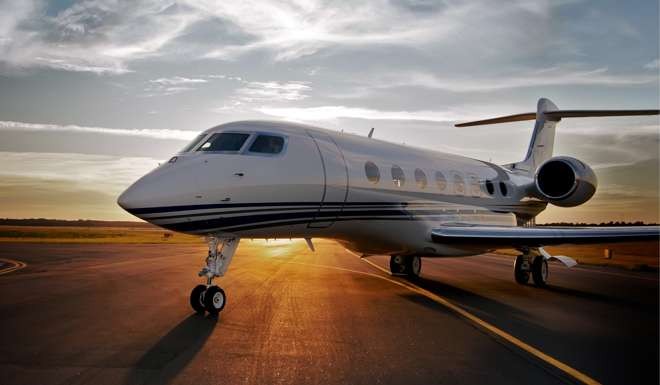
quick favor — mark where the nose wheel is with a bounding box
[190,284,207,313]
[190,236,239,315]
[204,286,226,315]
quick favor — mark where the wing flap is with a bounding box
[431,225,659,247]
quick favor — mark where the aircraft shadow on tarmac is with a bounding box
[541,284,650,310]
[398,277,536,324]
[124,314,216,385]
[400,275,653,324]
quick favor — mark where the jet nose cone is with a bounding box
[117,185,139,212]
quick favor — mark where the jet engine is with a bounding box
[533,156,597,207]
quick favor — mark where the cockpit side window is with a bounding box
[198,132,250,152]
[248,135,285,154]
[179,133,207,153]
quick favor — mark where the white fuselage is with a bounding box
[118,120,547,257]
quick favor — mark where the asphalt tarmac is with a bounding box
[0,240,657,385]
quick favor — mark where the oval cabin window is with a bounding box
[499,181,508,197]
[435,171,447,191]
[414,168,427,189]
[485,180,495,195]
[391,165,405,187]
[364,161,380,184]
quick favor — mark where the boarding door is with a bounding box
[306,130,348,228]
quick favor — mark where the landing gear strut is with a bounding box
[389,255,422,278]
[513,249,548,287]
[190,236,239,315]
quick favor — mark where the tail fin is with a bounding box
[514,98,558,172]
[455,98,659,173]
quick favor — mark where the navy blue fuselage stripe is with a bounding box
[128,201,542,216]
[161,209,412,232]
[220,216,415,233]
[126,201,411,215]
[168,216,417,234]
[158,208,509,233]
[143,205,419,220]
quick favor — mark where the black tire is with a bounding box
[405,256,422,279]
[514,255,530,284]
[531,257,548,287]
[204,285,226,315]
[190,284,207,314]
[389,256,405,275]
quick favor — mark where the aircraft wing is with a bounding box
[431,225,659,247]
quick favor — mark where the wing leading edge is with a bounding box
[431,225,660,247]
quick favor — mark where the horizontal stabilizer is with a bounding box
[431,225,660,247]
[455,109,659,127]
[455,113,536,127]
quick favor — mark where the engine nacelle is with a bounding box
[534,156,597,207]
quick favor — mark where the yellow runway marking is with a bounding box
[0,258,27,276]
[341,253,601,385]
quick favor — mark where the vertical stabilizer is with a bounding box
[454,98,658,173]
[511,98,558,173]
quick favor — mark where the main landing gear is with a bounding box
[190,236,240,316]
[513,249,548,286]
[389,255,422,279]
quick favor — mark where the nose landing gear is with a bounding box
[190,236,239,315]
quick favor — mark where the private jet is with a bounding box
[117,98,660,315]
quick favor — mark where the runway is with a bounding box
[0,241,657,385]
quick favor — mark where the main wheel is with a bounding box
[514,255,530,284]
[190,284,207,313]
[389,255,406,275]
[531,257,548,286]
[405,256,422,278]
[204,285,226,315]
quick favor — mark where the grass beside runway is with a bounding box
[0,225,202,244]
[498,242,659,270]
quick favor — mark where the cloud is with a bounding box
[366,67,657,93]
[644,59,660,70]
[149,76,208,85]
[0,0,654,81]
[205,74,243,81]
[0,120,196,140]
[257,105,460,122]
[34,56,133,74]
[144,76,209,96]
[0,0,579,72]
[236,81,311,102]
[0,0,203,74]
[0,151,160,220]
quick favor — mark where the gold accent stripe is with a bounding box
[0,258,27,276]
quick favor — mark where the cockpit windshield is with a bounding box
[197,132,250,152]
[179,133,207,153]
[178,130,286,155]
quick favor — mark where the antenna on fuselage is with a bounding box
[368,127,374,138]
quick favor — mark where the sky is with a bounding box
[0,0,658,223]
